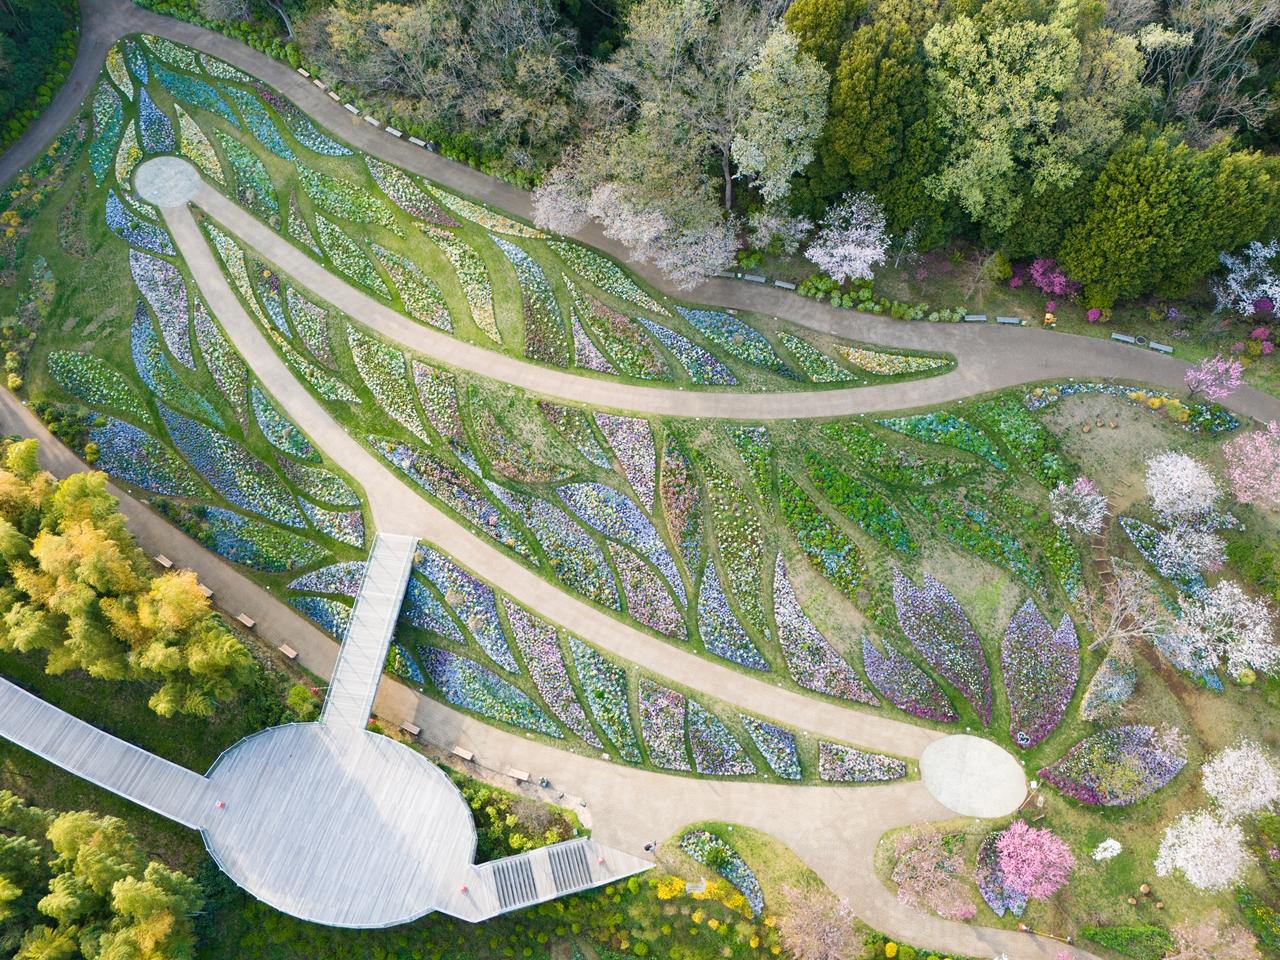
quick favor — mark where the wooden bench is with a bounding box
[278,644,298,661]
[153,554,173,569]
[385,126,403,137]
[235,613,255,630]
[964,314,989,323]
[197,584,213,599]
[326,91,340,102]
[297,68,310,77]
[363,115,381,126]
[408,136,427,147]
[400,721,421,737]
[312,79,326,90]
[996,315,1021,325]
[742,274,767,284]
[451,746,474,762]
[508,768,531,783]
[1110,332,1138,344]
[1150,341,1174,355]
[773,280,797,290]
[343,103,359,114]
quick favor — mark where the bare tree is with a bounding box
[197,0,251,21]
[775,885,857,960]
[1080,559,1171,652]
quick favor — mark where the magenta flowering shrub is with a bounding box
[1039,725,1188,806]
[1011,258,1081,298]
[995,820,1075,900]
[862,637,958,723]
[1001,601,1078,747]
[892,569,992,724]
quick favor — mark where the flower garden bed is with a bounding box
[679,831,765,916]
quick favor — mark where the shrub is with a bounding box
[1080,924,1175,960]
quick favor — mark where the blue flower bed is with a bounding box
[199,506,329,571]
[876,412,1007,469]
[399,576,467,645]
[492,236,570,367]
[1024,382,1239,434]
[505,603,601,747]
[568,636,642,762]
[422,646,561,737]
[1001,600,1078,747]
[388,643,424,683]
[89,419,201,496]
[687,701,755,776]
[220,84,294,159]
[252,385,317,461]
[287,560,366,596]
[289,595,352,639]
[1039,725,1187,806]
[254,84,351,155]
[638,677,690,771]
[740,715,801,780]
[301,501,365,548]
[639,318,737,385]
[160,406,306,528]
[500,492,619,611]
[818,742,906,782]
[679,831,764,917]
[696,560,769,670]
[1080,642,1137,720]
[862,636,958,723]
[106,190,173,255]
[893,569,992,725]
[276,456,360,507]
[214,131,278,217]
[90,81,124,185]
[415,545,517,672]
[137,89,175,153]
[132,302,224,426]
[676,307,796,379]
[151,62,241,129]
[130,248,193,367]
[125,39,149,85]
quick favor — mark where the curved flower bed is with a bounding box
[365,157,455,225]
[137,89,175,154]
[638,678,691,771]
[287,560,366,596]
[277,456,360,508]
[611,545,684,637]
[541,402,609,467]
[972,394,1069,487]
[388,643,424,683]
[975,833,1027,918]
[505,603,601,747]
[143,35,198,70]
[254,85,351,156]
[105,46,132,99]
[130,249,192,367]
[90,81,123,185]
[740,715,801,780]
[314,213,389,295]
[422,646,560,737]
[152,62,240,130]
[421,224,499,342]
[106,190,173,255]
[133,303,224,426]
[248,259,290,336]
[779,332,858,383]
[251,385,316,461]
[492,236,569,367]
[679,831,764,916]
[198,506,328,571]
[48,351,149,422]
[1119,515,1207,596]
[639,317,737,385]
[777,474,865,600]
[595,413,656,511]
[283,286,333,363]
[549,239,668,315]
[876,412,1007,469]
[568,636,642,762]
[697,560,769,670]
[301,501,364,548]
[660,436,704,574]
[200,52,255,83]
[298,164,398,231]
[400,577,465,644]
[222,84,294,159]
[214,131,277,217]
[413,363,463,441]
[1039,725,1188,806]
[125,38,149,84]
[807,454,913,553]
[774,556,877,704]
[909,492,1042,591]
[174,106,224,185]
[817,742,907,782]
[839,346,951,377]
[677,307,795,380]
[862,636,958,723]
[348,327,431,442]
[372,244,452,331]
[701,458,766,633]
[688,701,756,776]
[289,595,351,639]
[575,293,670,380]
[820,422,980,488]
[415,545,517,673]
[893,569,992,724]
[89,419,201,496]
[425,186,545,238]
[1024,382,1239,434]
[1001,601,1078,747]
[114,124,142,187]
[496,490,619,610]
[1080,642,1137,721]
[570,312,615,374]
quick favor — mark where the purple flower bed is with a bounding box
[975,833,1027,918]
[89,419,201,497]
[130,249,193,367]
[253,84,351,155]
[862,637,958,723]
[422,646,560,737]
[892,569,992,724]
[687,701,756,776]
[611,545,684,637]
[496,489,619,610]
[221,84,295,159]
[697,560,769,670]
[1001,600,1078,747]
[774,556,877,704]
[376,439,533,559]
[680,831,764,916]
[1080,642,1137,720]
[568,636,641,762]
[106,190,173,255]
[676,307,796,380]
[400,575,467,644]
[660,435,703,575]
[161,406,306,528]
[132,302,224,427]
[558,482,684,602]
[137,88,175,153]
[151,62,241,129]
[639,318,737,385]
[1039,725,1188,806]
[817,742,907,782]
[594,413,657,511]
[505,602,601,747]
[365,157,456,225]
[638,677,691,771]
[572,315,615,374]
[289,595,351,639]
[740,715,801,780]
[415,545,517,673]
[287,560,366,597]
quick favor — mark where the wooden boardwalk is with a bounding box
[0,677,213,828]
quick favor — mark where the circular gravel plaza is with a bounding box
[201,723,476,928]
[919,734,1028,818]
[134,156,202,208]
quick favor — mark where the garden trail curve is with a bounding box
[0,392,1092,960]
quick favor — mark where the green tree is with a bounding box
[783,0,866,70]
[1059,132,1280,305]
